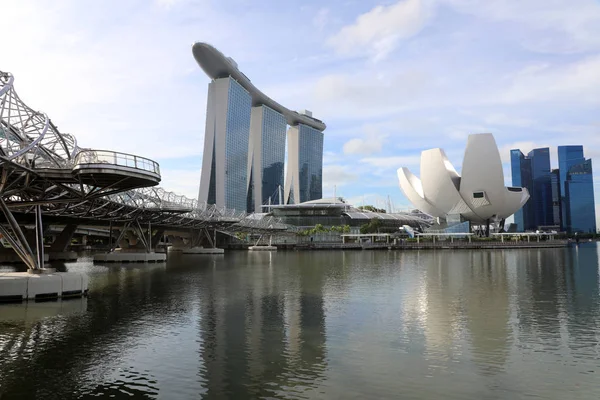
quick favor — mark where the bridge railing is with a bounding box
[74,149,160,175]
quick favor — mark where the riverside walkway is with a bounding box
[289,240,570,251]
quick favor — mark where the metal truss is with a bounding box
[1,71,78,167]
[0,70,294,268]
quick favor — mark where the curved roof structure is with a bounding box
[397,133,530,223]
[192,42,326,131]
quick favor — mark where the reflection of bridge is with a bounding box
[0,70,290,271]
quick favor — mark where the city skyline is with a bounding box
[2,0,599,226]
[511,145,596,233]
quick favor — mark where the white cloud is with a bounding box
[360,156,421,169]
[322,151,344,165]
[313,68,431,119]
[482,113,534,128]
[444,0,600,54]
[328,0,435,60]
[155,0,186,9]
[445,124,490,141]
[500,56,600,105]
[1,0,214,160]
[158,168,201,199]
[343,127,387,155]
[323,165,359,190]
[313,8,330,31]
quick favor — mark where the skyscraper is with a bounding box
[550,169,561,227]
[198,77,252,212]
[510,147,555,231]
[528,148,553,228]
[284,120,324,204]
[511,144,596,233]
[510,149,533,231]
[558,145,584,229]
[558,146,596,233]
[192,42,326,212]
[247,105,287,212]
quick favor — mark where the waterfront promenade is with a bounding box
[280,239,570,251]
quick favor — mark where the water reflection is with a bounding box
[196,252,327,399]
[0,246,599,399]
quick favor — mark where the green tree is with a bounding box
[358,205,386,213]
[360,218,381,234]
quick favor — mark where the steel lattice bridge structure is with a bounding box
[0,70,292,270]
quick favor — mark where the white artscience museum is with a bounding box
[397,134,529,230]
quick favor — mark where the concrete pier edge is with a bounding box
[93,252,167,263]
[0,271,89,302]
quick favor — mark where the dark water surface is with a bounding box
[2,245,600,399]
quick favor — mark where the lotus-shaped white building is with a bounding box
[397,133,529,224]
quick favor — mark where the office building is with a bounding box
[550,169,561,227]
[284,120,324,205]
[510,144,596,233]
[198,77,252,212]
[558,146,596,233]
[510,148,554,231]
[510,150,533,231]
[528,148,554,228]
[192,43,326,212]
[247,105,287,212]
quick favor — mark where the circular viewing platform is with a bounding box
[72,150,161,189]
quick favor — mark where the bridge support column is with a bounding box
[151,228,166,252]
[249,233,277,251]
[47,224,78,261]
[167,228,225,254]
[0,201,88,302]
[93,219,166,263]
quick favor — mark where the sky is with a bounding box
[2,0,600,226]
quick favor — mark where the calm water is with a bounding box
[1,245,600,399]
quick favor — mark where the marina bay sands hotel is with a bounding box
[192,42,326,213]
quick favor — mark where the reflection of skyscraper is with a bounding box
[463,251,512,376]
[196,252,327,398]
[284,122,324,204]
[565,244,600,349]
[514,249,565,344]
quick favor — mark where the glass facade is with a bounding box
[564,159,596,233]
[528,148,553,228]
[510,145,596,233]
[551,169,561,226]
[297,124,324,203]
[510,149,533,231]
[558,146,585,232]
[260,106,286,206]
[511,148,556,231]
[224,79,252,212]
[200,76,325,213]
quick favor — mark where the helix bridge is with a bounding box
[0,70,291,270]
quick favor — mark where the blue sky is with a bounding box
[3,0,600,224]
